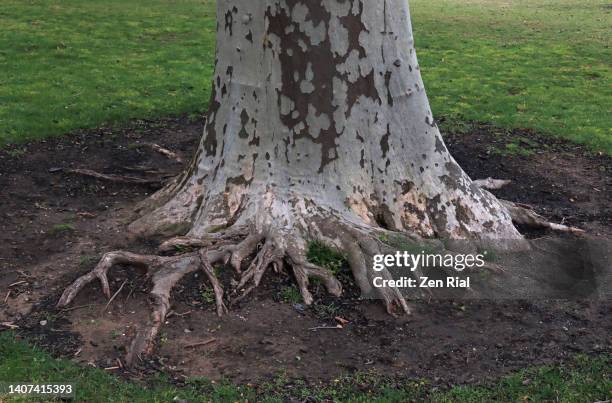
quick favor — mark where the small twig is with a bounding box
[8,281,27,288]
[74,348,82,357]
[1,322,19,329]
[185,338,217,348]
[3,291,10,304]
[104,366,120,371]
[60,304,94,312]
[125,285,136,302]
[308,325,343,331]
[167,310,192,318]
[103,280,127,312]
[116,358,123,369]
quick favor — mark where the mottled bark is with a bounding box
[130,0,521,243]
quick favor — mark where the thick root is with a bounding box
[126,254,200,365]
[343,237,411,316]
[500,200,585,234]
[290,262,342,306]
[199,250,229,317]
[232,238,284,303]
[474,178,585,234]
[229,233,264,274]
[57,251,156,307]
[158,236,212,253]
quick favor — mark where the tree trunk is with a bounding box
[131,0,520,242]
[59,0,542,366]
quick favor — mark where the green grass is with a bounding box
[0,0,610,152]
[279,286,303,304]
[412,0,611,153]
[0,332,609,402]
[0,0,216,146]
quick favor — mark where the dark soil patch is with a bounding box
[1,116,610,388]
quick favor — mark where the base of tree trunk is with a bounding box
[56,176,581,367]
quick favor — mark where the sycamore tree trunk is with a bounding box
[60,0,570,366]
[131,0,521,243]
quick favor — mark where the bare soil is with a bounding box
[0,116,610,388]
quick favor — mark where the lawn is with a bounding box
[1,332,609,402]
[0,0,610,152]
[412,0,611,153]
[0,0,216,145]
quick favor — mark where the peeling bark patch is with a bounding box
[346,69,381,112]
[395,180,415,195]
[426,195,447,237]
[238,109,250,139]
[435,135,447,153]
[267,2,342,173]
[225,9,235,36]
[380,124,390,158]
[384,71,393,106]
[202,97,220,157]
[338,0,367,58]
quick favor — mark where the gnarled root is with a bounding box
[57,249,230,366]
[199,250,228,317]
[57,229,347,366]
[344,236,412,316]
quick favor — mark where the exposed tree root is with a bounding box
[472,177,512,190]
[57,228,349,366]
[474,178,585,234]
[64,168,164,185]
[500,200,585,234]
[199,250,228,317]
[143,143,183,163]
[57,178,585,366]
[58,250,227,365]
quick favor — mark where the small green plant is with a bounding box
[201,288,214,305]
[49,223,75,235]
[172,244,189,253]
[307,241,347,274]
[279,286,302,304]
[313,302,340,318]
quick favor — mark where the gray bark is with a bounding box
[130,0,521,245]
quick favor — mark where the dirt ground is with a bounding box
[0,116,610,388]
